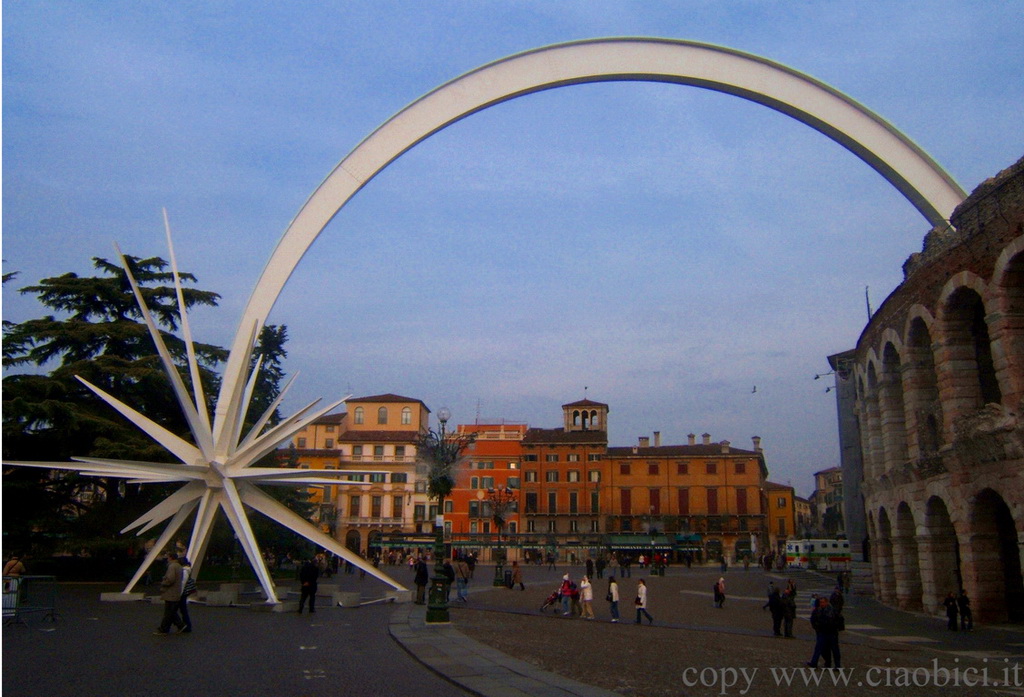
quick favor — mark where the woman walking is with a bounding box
[635,578,653,625]
[714,576,726,608]
[580,575,595,619]
[607,577,620,622]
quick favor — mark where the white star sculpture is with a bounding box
[4,213,407,601]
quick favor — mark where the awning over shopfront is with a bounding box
[606,534,674,552]
[674,533,703,551]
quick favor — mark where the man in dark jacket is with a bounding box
[413,557,429,605]
[781,588,797,638]
[806,596,841,668]
[764,587,785,636]
[298,557,320,613]
[155,552,185,634]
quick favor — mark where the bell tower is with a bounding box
[562,399,609,433]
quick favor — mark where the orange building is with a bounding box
[520,400,609,543]
[449,423,527,547]
[765,481,796,553]
[605,432,768,562]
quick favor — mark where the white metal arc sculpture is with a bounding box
[216,37,966,416]
[5,214,408,601]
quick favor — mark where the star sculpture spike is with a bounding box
[3,214,408,601]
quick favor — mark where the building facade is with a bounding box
[765,481,796,553]
[605,433,769,562]
[449,423,527,542]
[831,156,1024,622]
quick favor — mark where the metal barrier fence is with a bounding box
[3,575,60,625]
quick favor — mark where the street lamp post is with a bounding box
[486,486,516,586]
[417,407,475,624]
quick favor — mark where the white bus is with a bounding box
[785,539,850,571]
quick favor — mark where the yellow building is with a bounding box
[287,393,431,556]
[764,481,796,553]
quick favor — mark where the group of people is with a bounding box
[943,589,973,631]
[761,579,799,636]
[154,552,194,635]
[548,573,654,625]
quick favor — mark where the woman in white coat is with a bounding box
[635,578,653,624]
[579,575,595,619]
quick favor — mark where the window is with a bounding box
[469,501,480,517]
[737,488,748,515]
[508,521,517,534]
[706,462,717,475]
[370,473,385,483]
[371,496,382,517]
[414,504,425,521]
[620,488,632,515]
[297,464,310,470]
[620,463,631,476]
[393,495,404,517]
[373,445,384,460]
[377,407,388,424]
[545,454,559,463]
[567,454,580,462]
[591,491,599,514]
[523,454,538,462]
[525,492,538,513]
[547,520,557,533]
[348,474,364,482]
[354,407,364,424]
[401,407,412,425]
[471,477,479,489]
[349,495,361,517]
[777,496,786,508]
[569,492,578,514]
[527,520,536,533]
[547,492,557,514]
[509,461,519,469]
[414,481,426,493]
[525,470,538,483]
[352,445,363,461]
[325,438,334,449]
[443,500,453,513]
[481,476,494,489]
[588,470,601,483]
[321,485,332,504]
[648,462,660,476]
[296,437,307,448]
[678,488,689,515]
[707,488,719,514]
[507,477,520,489]
[588,454,601,462]
[735,461,746,475]
[648,488,660,515]
[567,470,581,482]
[470,521,478,533]
[395,446,406,461]
[590,519,600,532]
[778,518,787,536]
[569,519,579,533]
[326,425,335,432]
[545,471,559,483]
[391,472,408,483]
[677,461,689,476]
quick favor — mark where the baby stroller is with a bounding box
[539,588,560,612]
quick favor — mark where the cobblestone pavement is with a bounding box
[444,563,1024,697]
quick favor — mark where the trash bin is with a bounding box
[504,570,513,588]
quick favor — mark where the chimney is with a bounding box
[639,436,650,448]
[688,433,696,446]
[653,431,661,447]
[720,440,730,454]
[702,433,711,445]
[752,435,762,452]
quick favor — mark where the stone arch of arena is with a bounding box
[853,157,1024,622]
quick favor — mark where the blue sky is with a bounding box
[4,1,1022,496]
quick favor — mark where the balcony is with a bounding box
[337,516,404,527]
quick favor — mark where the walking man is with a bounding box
[155,552,185,635]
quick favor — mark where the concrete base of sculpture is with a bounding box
[385,589,413,604]
[335,591,362,607]
[100,592,146,602]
